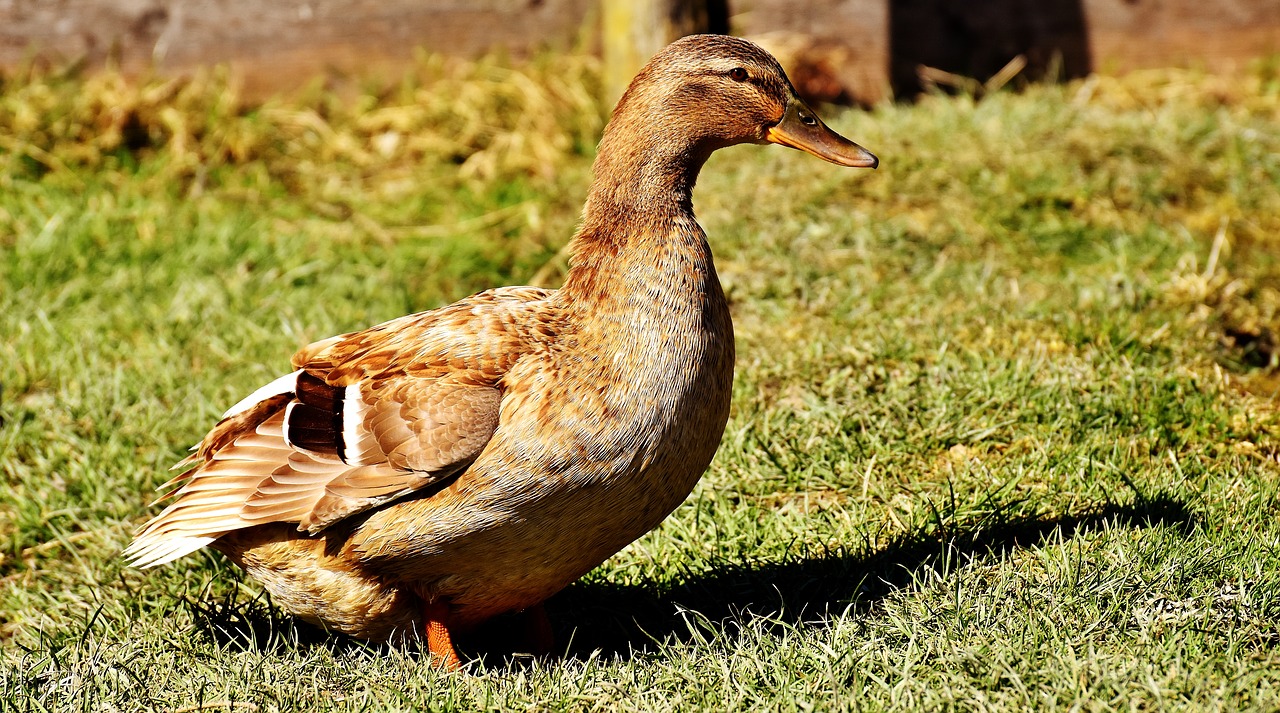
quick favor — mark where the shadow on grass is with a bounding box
[185,494,1196,665]
[543,494,1197,661]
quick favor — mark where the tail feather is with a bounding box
[124,536,219,569]
[127,382,297,567]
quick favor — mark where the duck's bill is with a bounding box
[765,98,878,169]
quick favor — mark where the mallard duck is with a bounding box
[125,34,877,669]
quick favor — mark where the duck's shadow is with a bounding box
[188,495,1196,665]
[542,495,1195,660]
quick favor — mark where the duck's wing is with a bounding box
[125,286,556,568]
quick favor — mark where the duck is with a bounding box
[125,34,877,670]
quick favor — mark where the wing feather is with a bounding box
[125,286,556,567]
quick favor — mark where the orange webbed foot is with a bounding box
[422,601,462,671]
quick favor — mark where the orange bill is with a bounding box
[765,97,878,169]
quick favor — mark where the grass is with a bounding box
[2,51,1280,711]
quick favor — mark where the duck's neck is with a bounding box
[562,116,717,302]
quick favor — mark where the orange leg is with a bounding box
[422,601,462,671]
[520,603,555,657]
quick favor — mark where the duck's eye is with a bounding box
[728,67,749,82]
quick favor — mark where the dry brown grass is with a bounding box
[0,52,604,190]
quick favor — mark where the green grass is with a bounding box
[2,55,1280,711]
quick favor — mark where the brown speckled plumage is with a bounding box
[126,34,876,668]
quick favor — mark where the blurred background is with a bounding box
[3,0,1277,105]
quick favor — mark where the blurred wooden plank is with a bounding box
[1085,0,1280,74]
[0,0,596,99]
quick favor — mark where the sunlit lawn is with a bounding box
[2,54,1279,710]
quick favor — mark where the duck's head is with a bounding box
[609,34,878,171]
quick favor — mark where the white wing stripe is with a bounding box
[342,384,365,464]
[223,370,301,418]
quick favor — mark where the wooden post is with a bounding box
[602,0,728,106]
